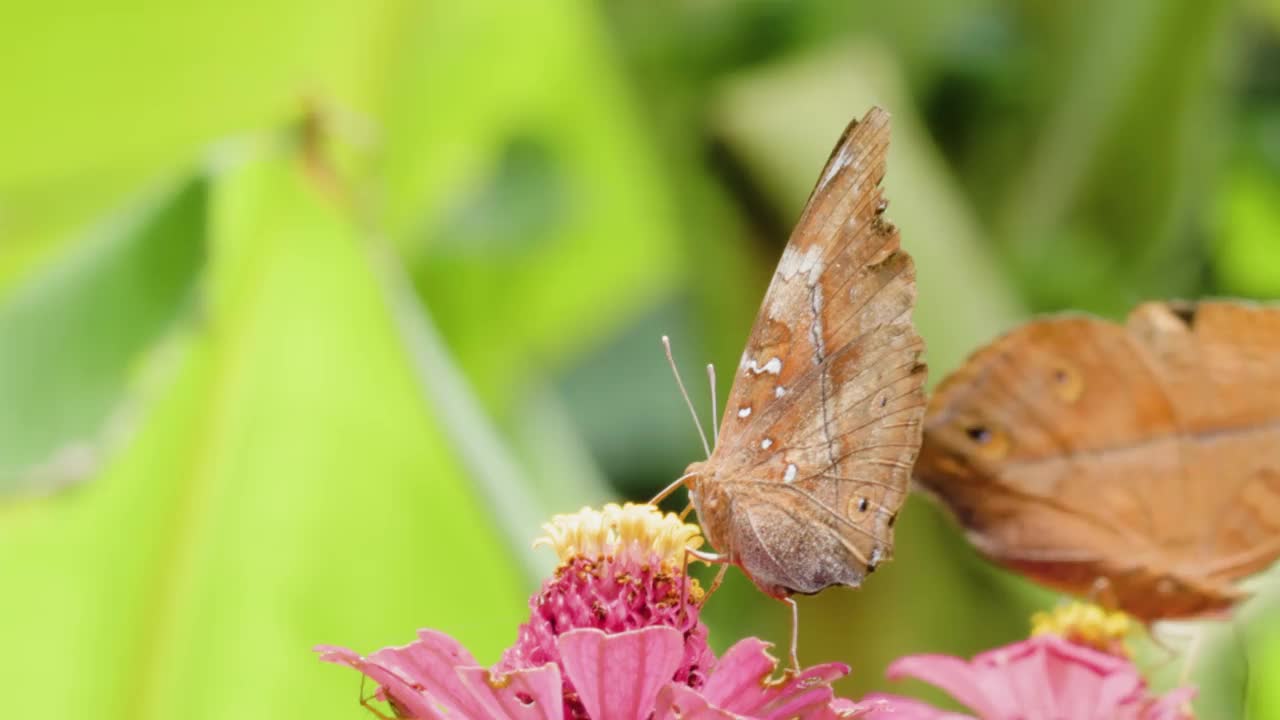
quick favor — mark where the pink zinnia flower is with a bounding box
[860,604,1196,720]
[317,503,868,719]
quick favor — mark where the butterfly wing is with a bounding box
[693,108,928,596]
[1126,303,1280,585]
[916,301,1280,619]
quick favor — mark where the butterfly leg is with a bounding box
[784,597,801,671]
[1145,623,1178,666]
[687,548,726,565]
[700,562,730,607]
[1146,621,1207,682]
[1227,618,1253,714]
[652,473,693,506]
[1178,624,1206,687]
[358,675,396,720]
[680,548,728,626]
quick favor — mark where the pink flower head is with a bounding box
[317,503,869,719]
[654,636,866,720]
[861,634,1196,719]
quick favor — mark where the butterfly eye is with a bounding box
[965,425,992,444]
[1049,362,1084,402]
[962,422,1010,459]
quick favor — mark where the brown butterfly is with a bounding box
[915,300,1280,622]
[658,108,927,625]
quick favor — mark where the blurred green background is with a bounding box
[2,1,1279,717]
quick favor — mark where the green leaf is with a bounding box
[0,1,398,191]
[1214,162,1280,297]
[0,166,176,295]
[0,179,205,494]
[1251,615,1280,717]
[367,244,562,582]
[0,150,526,719]
[995,0,1235,307]
[377,2,685,412]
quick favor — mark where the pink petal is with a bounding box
[371,630,484,715]
[802,696,887,720]
[829,698,863,713]
[653,683,747,719]
[1013,638,1130,704]
[556,626,685,720]
[699,637,774,702]
[316,644,442,719]
[985,637,1142,718]
[979,642,1057,716]
[885,653,1003,718]
[700,637,850,719]
[456,664,564,719]
[316,630,484,719]
[1082,660,1147,716]
[854,694,975,719]
[1143,687,1197,720]
[884,636,1196,720]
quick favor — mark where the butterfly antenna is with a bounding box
[706,363,719,448]
[662,335,711,458]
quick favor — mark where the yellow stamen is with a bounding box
[533,503,704,568]
[1031,602,1134,657]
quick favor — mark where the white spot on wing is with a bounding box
[818,144,854,190]
[743,357,782,375]
[784,463,797,483]
[809,283,826,362]
[760,438,772,450]
[737,406,752,419]
[774,385,786,398]
[771,244,828,363]
[775,244,824,285]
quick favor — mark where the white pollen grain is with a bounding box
[737,406,752,418]
[760,438,773,450]
[784,463,797,483]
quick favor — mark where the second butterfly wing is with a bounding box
[685,107,928,598]
[915,301,1280,620]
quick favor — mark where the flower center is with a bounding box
[1031,601,1134,656]
[534,502,705,570]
